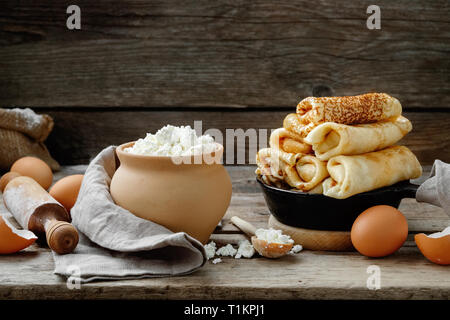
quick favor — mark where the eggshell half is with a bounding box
[0,216,37,254]
[49,174,84,212]
[415,227,450,265]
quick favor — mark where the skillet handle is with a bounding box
[396,182,419,199]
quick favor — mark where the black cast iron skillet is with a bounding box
[257,177,419,231]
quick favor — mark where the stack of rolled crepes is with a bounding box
[256,93,423,199]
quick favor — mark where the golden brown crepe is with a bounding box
[304,115,412,161]
[256,148,281,179]
[296,93,402,126]
[283,113,317,138]
[322,146,422,199]
[255,168,290,189]
[256,148,328,192]
[270,128,312,155]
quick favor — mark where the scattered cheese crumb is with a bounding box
[289,244,303,255]
[207,240,257,262]
[235,240,255,259]
[204,241,217,260]
[255,228,294,244]
[216,244,237,257]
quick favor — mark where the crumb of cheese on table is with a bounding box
[289,244,303,255]
[204,241,217,260]
[235,240,255,259]
[216,244,237,257]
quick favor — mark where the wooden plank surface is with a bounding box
[39,109,450,165]
[0,0,449,108]
[0,165,449,300]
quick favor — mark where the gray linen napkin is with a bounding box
[53,146,206,283]
[416,160,450,216]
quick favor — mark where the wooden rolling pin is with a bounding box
[0,172,79,254]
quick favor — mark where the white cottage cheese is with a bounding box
[235,240,255,259]
[125,125,217,156]
[255,228,294,244]
[289,244,303,255]
[204,241,217,260]
[216,244,237,257]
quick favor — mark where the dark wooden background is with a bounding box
[0,0,449,165]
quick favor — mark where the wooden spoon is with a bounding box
[230,216,293,258]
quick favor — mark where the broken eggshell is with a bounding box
[0,215,37,254]
[415,227,450,266]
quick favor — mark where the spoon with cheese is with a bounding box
[230,216,294,258]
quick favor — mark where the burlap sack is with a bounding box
[0,108,60,171]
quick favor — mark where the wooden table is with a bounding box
[1,0,449,301]
[0,165,449,300]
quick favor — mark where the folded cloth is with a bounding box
[52,146,206,283]
[417,160,450,216]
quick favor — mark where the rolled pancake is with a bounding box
[296,93,402,125]
[283,113,317,138]
[305,115,412,161]
[256,148,328,191]
[284,154,329,191]
[256,147,300,179]
[256,148,280,178]
[270,128,312,154]
[255,167,291,190]
[323,146,422,199]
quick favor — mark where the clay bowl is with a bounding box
[257,177,419,231]
[110,142,232,244]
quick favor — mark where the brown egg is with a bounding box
[415,227,450,265]
[0,172,21,192]
[49,174,84,212]
[10,156,53,190]
[351,205,408,257]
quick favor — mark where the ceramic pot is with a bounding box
[110,142,232,244]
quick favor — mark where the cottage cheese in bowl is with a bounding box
[111,125,231,244]
[124,125,218,157]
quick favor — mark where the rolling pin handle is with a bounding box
[45,220,79,254]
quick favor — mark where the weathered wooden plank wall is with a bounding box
[43,110,450,165]
[0,1,449,165]
[0,0,449,108]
